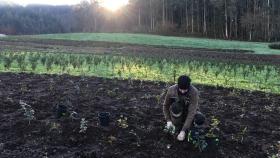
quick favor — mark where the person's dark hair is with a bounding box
[178,75,191,90]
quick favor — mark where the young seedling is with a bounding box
[29,53,39,71]
[128,78,134,86]
[3,56,13,70]
[187,130,208,152]
[79,118,88,133]
[70,111,79,120]
[40,55,47,65]
[16,55,27,71]
[117,115,128,129]
[49,122,62,134]
[117,69,122,78]
[236,126,247,143]
[141,94,153,100]
[74,84,80,94]
[49,78,55,94]
[129,130,141,147]
[206,117,220,138]
[19,100,35,124]
[107,90,117,98]
[268,154,279,158]
[163,124,176,135]
[45,57,53,72]
[108,135,117,145]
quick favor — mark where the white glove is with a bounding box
[177,131,186,141]
[164,121,176,134]
[166,121,175,129]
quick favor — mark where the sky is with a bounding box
[2,0,129,11]
[5,0,85,6]
[4,0,128,7]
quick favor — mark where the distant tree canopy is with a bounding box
[0,0,280,41]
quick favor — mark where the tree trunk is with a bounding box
[225,0,228,39]
[186,0,189,32]
[150,0,153,31]
[138,7,141,26]
[267,0,270,41]
[191,0,194,33]
[235,15,238,39]
[214,8,216,38]
[249,29,252,41]
[162,0,165,26]
[203,0,207,35]
[252,0,256,41]
[171,7,174,25]
[197,0,200,33]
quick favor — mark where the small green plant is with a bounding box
[20,83,29,96]
[117,115,128,128]
[49,78,55,93]
[206,117,220,138]
[187,116,220,152]
[156,89,167,105]
[268,154,279,158]
[47,121,62,134]
[107,90,117,97]
[129,130,141,147]
[16,55,27,71]
[187,128,208,152]
[128,78,134,86]
[108,135,117,145]
[163,124,176,135]
[79,118,88,133]
[74,84,80,95]
[70,111,79,120]
[40,55,47,65]
[270,141,280,157]
[19,100,35,124]
[29,54,39,71]
[235,126,248,143]
[117,69,122,78]
[3,56,13,70]
[45,57,53,72]
[141,94,153,99]
[60,59,68,73]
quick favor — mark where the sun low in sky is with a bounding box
[100,0,129,11]
[6,0,129,11]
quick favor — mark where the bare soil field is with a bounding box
[0,72,279,158]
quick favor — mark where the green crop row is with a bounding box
[0,51,279,93]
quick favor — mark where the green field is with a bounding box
[19,33,280,55]
[1,33,279,93]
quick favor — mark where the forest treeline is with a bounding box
[0,0,280,41]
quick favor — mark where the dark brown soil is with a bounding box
[1,39,280,66]
[0,72,279,158]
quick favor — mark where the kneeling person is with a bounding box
[163,75,205,141]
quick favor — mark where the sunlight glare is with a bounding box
[100,0,129,11]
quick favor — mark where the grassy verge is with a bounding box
[269,42,280,50]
